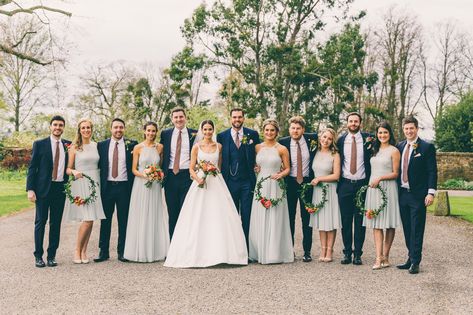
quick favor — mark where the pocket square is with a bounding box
[414,153,421,157]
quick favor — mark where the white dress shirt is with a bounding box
[107,137,128,181]
[342,131,366,180]
[290,137,310,178]
[169,127,190,170]
[50,136,65,182]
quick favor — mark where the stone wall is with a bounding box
[437,152,473,183]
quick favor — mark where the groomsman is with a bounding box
[396,115,437,274]
[160,108,197,239]
[279,116,317,262]
[217,108,260,248]
[337,112,372,265]
[27,115,71,268]
[95,118,137,262]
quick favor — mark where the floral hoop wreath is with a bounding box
[64,173,98,206]
[254,175,287,209]
[355,185,388,219]
[300,182,328,214]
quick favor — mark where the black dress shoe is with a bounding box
[353,256,362,265]
[35,257,46,268]
[117,255,129,262]
[93,252,110,263]
[396,260,411,270]
[46,258,58,267]
[302,254,312,262]
[341,255,352,265]
[408,264,420,274]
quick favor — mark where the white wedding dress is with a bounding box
[164,144,248,268]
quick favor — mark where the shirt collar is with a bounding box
[112,137,124,145]
[231,128,243,137]
[407,137,418,146]
[50,135,61,143]
[291,136,306,144]
[174,127,188,135]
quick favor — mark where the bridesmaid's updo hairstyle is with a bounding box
[200,120,214,130]
[73,118,94,151]
[372,121,396,156]
[262,119,280,134]
[318,128,338,154]
[143,121,158,140]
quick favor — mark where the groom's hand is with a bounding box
[27,190,36,202]
[254,165,261,173]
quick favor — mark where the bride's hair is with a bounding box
[195,120,216,143]
[200,120,214,130]
[73,118,94,151]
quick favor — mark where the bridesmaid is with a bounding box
[309,128,341,262]
[363,121,401,270]
[249,119,293,264]
[64,119,105,264]
[123,122,169,262]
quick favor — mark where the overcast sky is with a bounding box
[58,0,472,69]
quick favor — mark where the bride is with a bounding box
[164,120,248,268]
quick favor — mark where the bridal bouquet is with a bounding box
[143,164,165,188]
[196,160,219,188]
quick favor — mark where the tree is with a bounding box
[75,62,135,128]
[368,7,425,137]
[182,0,365,131]
[0,0,71,65]
[421,21,467,121]
[0,17,59,131]
[435,93,473,152]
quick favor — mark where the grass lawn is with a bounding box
[0,176,472,223]
[0,179,31,217]
[428,196,473,223]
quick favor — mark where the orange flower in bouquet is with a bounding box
[143,164,165,188]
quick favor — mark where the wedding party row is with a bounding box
[26,108,437,274]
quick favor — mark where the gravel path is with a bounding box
[0,209,472,314]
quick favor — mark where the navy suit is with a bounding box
[397,138,437,265]
[160,127,197,239]
[26,137,71,259]
[217,127,260,247]
[279,133,317,255]
[336,131,372,258]
[97,138,136,256]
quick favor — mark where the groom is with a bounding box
[95,118,137,262]
[396,115,437,274]
[26,115,70,268]
[217,108,260,248]
[160,107,197,239]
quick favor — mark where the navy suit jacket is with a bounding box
[217,127,260,185]
[396,138,437,198]
[159,127,197,176]
[337,131,373,181]
[26,137,71,198]
[279,133,318,180]
[97,138,136,194]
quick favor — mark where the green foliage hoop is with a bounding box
[300,182,328,214]
[355,185,388,219]
[254,175,287,209]
[64,173,98,206]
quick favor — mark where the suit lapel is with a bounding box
[46,137,53,168]
[104,139,111,176]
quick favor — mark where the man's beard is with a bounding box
[348,125,360,133]
[232,122,242,129]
